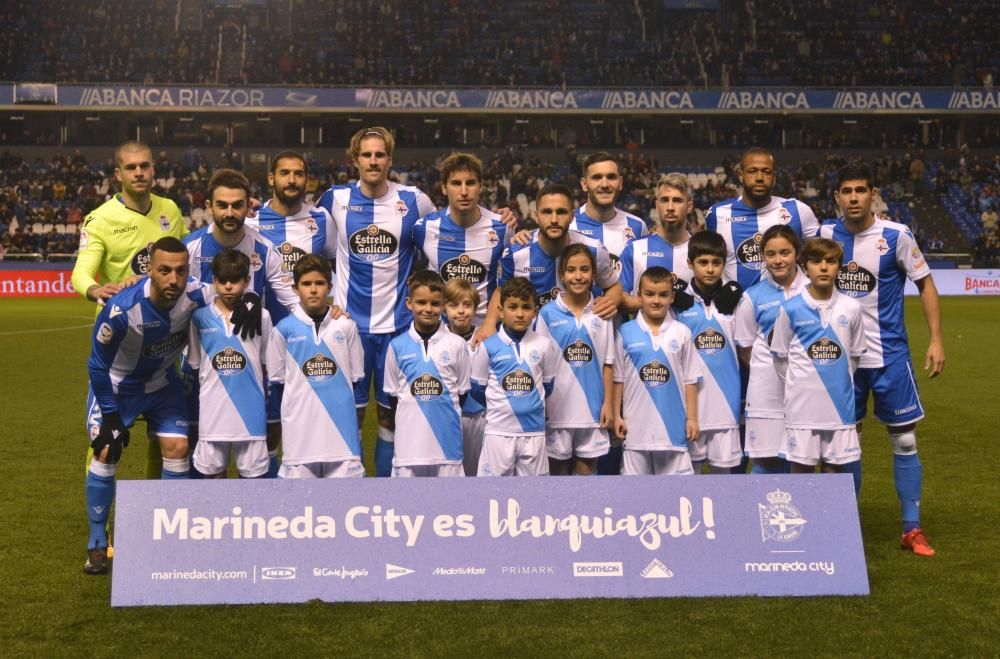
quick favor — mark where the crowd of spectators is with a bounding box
[928,150,1000,265]
[0,143,974,263]
[0,0,992,88]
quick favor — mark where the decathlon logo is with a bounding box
[261,566,296,580]
[385,563,415,580]
[572,562,623,577]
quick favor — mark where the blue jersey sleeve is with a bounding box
[498,247,514,287]
[87,306,129,413]
[619,241,635,294]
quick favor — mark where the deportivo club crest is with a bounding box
[758,489,807,543]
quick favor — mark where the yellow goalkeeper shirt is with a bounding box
[71,193,188,303]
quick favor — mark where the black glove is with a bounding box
[672,288,695,311]
[231,292,263,339]
[712,281,743,315]
[91,411,129,464]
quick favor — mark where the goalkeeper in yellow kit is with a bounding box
[72,141,188,479]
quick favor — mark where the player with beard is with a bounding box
[481,183,623,342]
[570,152,647,269]
[184,169,300,477]
[247,150,337,325]
[620,173,697,313]
[706,147,820,290]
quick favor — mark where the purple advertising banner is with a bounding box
[110,474,868,606]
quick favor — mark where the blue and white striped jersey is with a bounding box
[733,269,808,419]
[770,288,866,429]
[471,326,560,436]
[266,305,365,464]
[674,298,741,430]
[384,324,471,466]
[413,206,508,325]
[183,225,297,318]
[88,277,209,412]
[619,234,693,294]
[819,217,931,368]
[316,181,436,334]
[246,200,337,323]
[614,314,701,451]
[570,205,647,262]
[705,195,819,289]
[498,230,619,307]
[187,302,271,442]
[534,293,614,428]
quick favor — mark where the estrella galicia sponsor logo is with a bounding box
[385,563,415,580]
[410,373,444,400]
[836,261,876,297]
[694,327,727,354]
[573,562,623,577]
[130,242,155,274]
[302,353,338,381]
[142,331,187,358]
[212,346,247,375]
[758,489,807,543]
[278,241,307,271]
[349,224,397,261]
[433,566,487,576]
[641,559,674,579]
[501,368,535,396]
[806,337,843,365]
[736,232,765,269]
[313,566,368,579]
[261,566,296,580]
[563,339,594,367]
[501,565,554,575]
[440,253,487,284]
[639,360,671,386]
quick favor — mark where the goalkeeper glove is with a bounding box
[672,288,695,312]
[91,411,129,464]
[712,281,743,315]
[232,292,263,340]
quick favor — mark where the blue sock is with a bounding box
[161,457,190,480]
[86,462,116,549]
[894,453,922,531]
[597,443,623,475]
[843,460,862,496]
[375,428,394,478]
[266,451,280,479]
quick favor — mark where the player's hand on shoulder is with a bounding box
[713,281,743,315]
[591,295,618,320]
[496,206,518,230]
[118,274,144,290]
[329,304,349,320]
[88,282,123,304]
[510,229,532,246]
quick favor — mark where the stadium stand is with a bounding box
[0,0,993,86]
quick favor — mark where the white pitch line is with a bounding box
[0,323,93,336]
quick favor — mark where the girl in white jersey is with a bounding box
[733,224,808,474]
[535,244,614,475]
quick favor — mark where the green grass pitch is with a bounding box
[1,296,997,656]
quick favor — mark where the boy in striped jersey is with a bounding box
[613,267,701,476]
[384,271,471,477]
[187,249,271,479]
